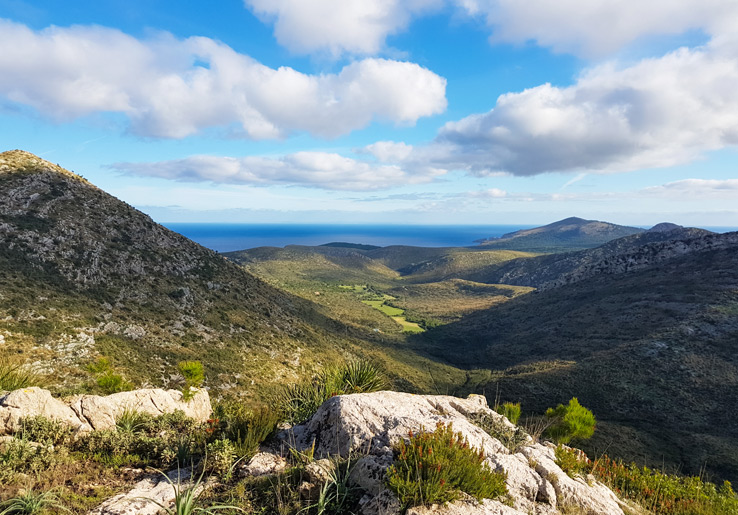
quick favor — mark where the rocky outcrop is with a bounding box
[283,391,624,515]
[0,386,211,434]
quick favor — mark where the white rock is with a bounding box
[241,452,288,477]
[0,387,84,434]
[0,387,211,435]
[87,468,206,515]
[286,391,623,515]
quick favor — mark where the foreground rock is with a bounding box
[88,468,207,515]
[0,386,211,434]
[285,391,624,515]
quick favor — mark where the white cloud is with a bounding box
[642,179,738,199]
[455,0,738,57]
[428,40,738,176]
[0,19,446,139]
[245,0,442,56]
[113,152,446,191]
[360,141,414,162]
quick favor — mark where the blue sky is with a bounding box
[1,0,737,227]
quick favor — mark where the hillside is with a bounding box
[415,233,738,482]
[470,225,716,288]
[479,216,644,252]
[0,150,466,397]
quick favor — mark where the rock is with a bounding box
[285,391,623,515]
[88,468,207,515]
[406,499,526,515]
[241,451,288,477]
[0,387,211,435]
[0,387,84,434]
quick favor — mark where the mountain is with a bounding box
[0,150,459,397]
[478,217,644,252]
[471,225,716,289]
[415,231,738,482]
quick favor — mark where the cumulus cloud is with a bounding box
[360,141,414,162]
[245,0,442,56]
[113,152,445,191]
[0,19,446,139]
[455,0,738,57]
[426,39,738,176]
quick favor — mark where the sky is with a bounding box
[1,0,737,227]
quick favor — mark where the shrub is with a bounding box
[0,488,69,515]
[278,359,386,424]
[468,412,528,453]
[15,416,74,447]
[0,355,42,392]
[590,455,738,514]
[211,402,280,459]
[86,357,132,394]
[544,398,596,444]
[554,444,589,478]
[178,361,204,400]
[0,437,67,484]
[205,438,237,481]
[386,422,507,508]
[495,402,521,425]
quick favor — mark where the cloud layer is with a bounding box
[114,152,444,191]
[0,19,446,139]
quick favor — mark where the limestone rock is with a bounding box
[0,387,84,434]
[406,499,525,515]
[286,391,623,515]
[0,387,211,435]
[241,451,288,477]
[88,468,206,515]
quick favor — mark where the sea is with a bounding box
[162,223,738,253]
[162,224,535,252]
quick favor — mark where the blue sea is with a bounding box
[162,224,534,252]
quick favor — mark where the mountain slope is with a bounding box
[471,225,717,288]
[0,150,461,396]
[479,216,644,252]
[416,234,738,482]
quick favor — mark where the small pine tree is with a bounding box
[495,402,521,425]
[544,397,596,444]
[178,361,204,400]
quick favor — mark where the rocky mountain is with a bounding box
[416,236,738,482]
[0,150,444,396]
[471,225,719,289]
[478,217,644,252]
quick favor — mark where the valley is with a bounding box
[2,150,738,493]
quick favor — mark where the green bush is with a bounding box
[178,361,205,400]
[544,398,596,444]
[468,412,528,453]
[87,357,133,394]
[386,422,507,508]
[14,416,74,447]
[495,402,521,425]
[0,488,68,515]
[278,359,386,424]
[211,402,279,459]
[554,444,589,478]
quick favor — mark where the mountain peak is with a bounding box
[0,149,91,185]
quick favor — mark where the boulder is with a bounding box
[0,387,84,434]
[285,391,623,515]
[0,387,211,435]
[241,451,289,477]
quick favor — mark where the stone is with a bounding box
[0,387,84,434]
[87,468,207,515]
[284,391,624,515]
[0,386,211,435]
[241,451,288,477]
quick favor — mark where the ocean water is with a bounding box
[162,223,534,252]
